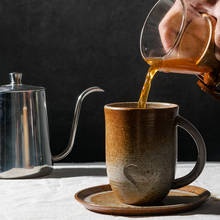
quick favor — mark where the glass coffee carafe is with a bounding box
[140,0,220,99]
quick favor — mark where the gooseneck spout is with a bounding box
[52,87,104,161]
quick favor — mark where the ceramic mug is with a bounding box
[104,102,206,205]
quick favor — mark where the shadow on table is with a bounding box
[128,197,220,218]
[180,197,220,216]
[43,167,107,178]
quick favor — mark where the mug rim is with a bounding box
[104,102,178,110]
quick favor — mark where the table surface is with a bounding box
[0,162,219,220]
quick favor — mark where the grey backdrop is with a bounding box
[0,0,219,162]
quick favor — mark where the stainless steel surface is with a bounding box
[0,73,104,178]
[0,73,52,178]
[52,87,104,161]
[10,72,22,85]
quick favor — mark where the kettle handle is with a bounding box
[52,87,104,162]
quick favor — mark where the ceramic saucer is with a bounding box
[75,184,210,216]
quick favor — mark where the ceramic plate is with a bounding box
[75,184,210,216]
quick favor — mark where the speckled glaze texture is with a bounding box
[104,102,206,205]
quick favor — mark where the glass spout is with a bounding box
[52,87,104,161]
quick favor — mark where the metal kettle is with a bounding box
[0,72,103,178]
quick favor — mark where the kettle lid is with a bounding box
[0,72,45,93]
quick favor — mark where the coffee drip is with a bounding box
[138,57,215,108]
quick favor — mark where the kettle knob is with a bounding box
[10,72,22,85]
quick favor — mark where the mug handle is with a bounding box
[171,115,206,189]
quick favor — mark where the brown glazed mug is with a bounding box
[104,102,206,205]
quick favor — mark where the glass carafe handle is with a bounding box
[196,14,220,99]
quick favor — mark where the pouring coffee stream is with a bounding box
[0,72,104,178]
